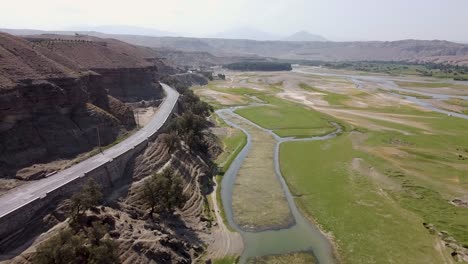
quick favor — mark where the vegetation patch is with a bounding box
[247,252,317,264]
[224,62,292,71]
[279,135,448,263]
[325,61,468,80]
[213,113,248,230]
[395,81,467,89]
[299,83,349,105]
[235,96,336,138]
[445,97,468,107]
[386,89,433,99]
[214,255,239,264]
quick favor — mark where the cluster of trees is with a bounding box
[34,223,118,264]
[70,180,103,223]
[165,88,213,153]
[325,61,468,80]
[34,180,119,264]
[140,168,185,218]
[224,61,292,71]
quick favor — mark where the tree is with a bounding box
[34,229,87,264]
[140,168,185,218]
[70,180,103,223]
[161,132,180,152]
[34,223,118,264]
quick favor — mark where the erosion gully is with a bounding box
[216,107,342,264]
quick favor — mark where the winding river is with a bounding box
[293,67,468,120]
[216,107,342,264]
[215,68,468,262]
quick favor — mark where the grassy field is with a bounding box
[199,70,467,263]
[215,120,248,173]
[247,252,317,264]
[214,256,239,264]
[279,135,449,264]
[387,89,433,99]
[396,81,468,89]
[235,96,336,138]
[444,98,468,114]
[299,83,349,106]
[445,97,468,107]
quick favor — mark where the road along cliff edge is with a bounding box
[0,83,179,245]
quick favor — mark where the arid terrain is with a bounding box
[3,28,468,66]
[0,32,234,264]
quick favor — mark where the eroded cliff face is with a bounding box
[94,67,163,102]
[0,33,169,180]
[0,72,135,179]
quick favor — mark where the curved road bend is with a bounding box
[0,83,179,219]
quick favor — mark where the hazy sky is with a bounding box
[2,0,468,41]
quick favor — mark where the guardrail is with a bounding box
[0,83,179,241]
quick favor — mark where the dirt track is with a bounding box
[206,182,243,260]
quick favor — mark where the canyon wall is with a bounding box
[0,33,168,179]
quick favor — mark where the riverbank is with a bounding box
[216,108,338,263]
[196,68,465,263]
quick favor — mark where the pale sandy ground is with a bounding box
[196,89,247,106]
[277,91,329,107]
[206,183,244,260]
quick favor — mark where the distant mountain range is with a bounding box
[1,27,468,65]
[1,25,328,42]
[65,25,180,37]
[210,27,278,41]
[282,30,327,42]
[211,27,327,42]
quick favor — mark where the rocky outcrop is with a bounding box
[93,67,162,102]
[0,32,171,179]
[161,73,209,92]
[0,73,135,179]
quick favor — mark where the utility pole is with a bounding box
[95,126,102,153]
[135,110,140,129]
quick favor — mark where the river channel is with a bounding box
[216,107,341,264]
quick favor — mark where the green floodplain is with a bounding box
[196,67,468,263]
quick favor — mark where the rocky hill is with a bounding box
[0,33,169,180]
[282,31,327,42]
[0,77,219,264]
[114,36,468,65]
[5,28,468,65]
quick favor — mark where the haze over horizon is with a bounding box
[1,0,468,42]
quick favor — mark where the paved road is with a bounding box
[0,83,179,219]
